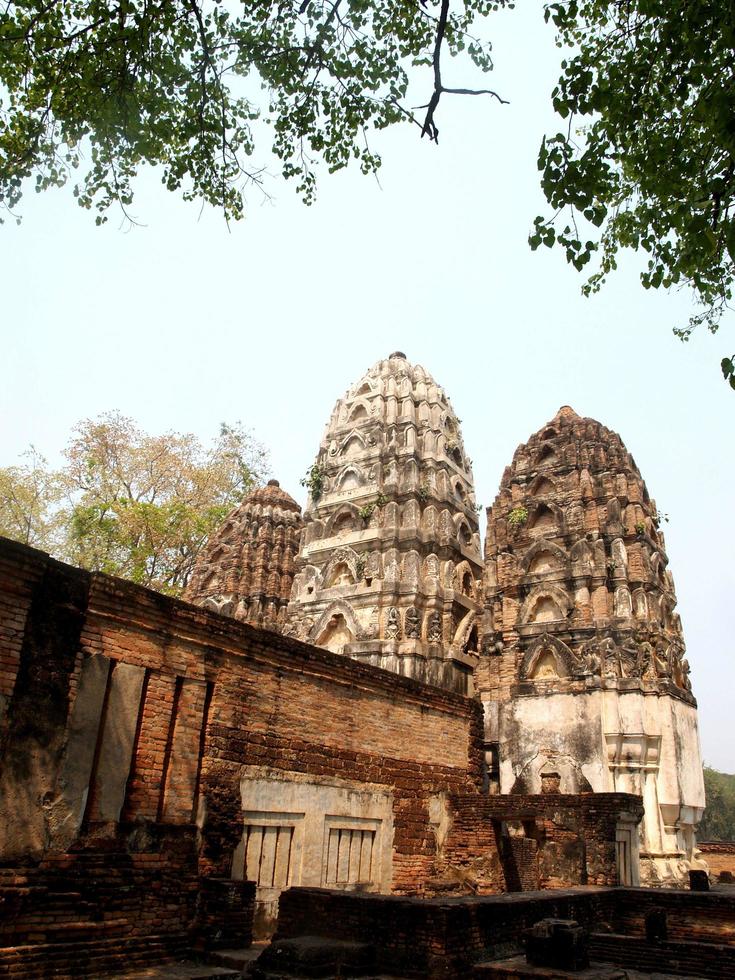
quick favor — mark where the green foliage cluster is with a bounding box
[0,412,269,595]
[700,766,735,841]
[418,483,430,503]
[508,505,528,528]
[300,463,326,501]
[359,502,376,522]
[634,520,646,535]
[532,0,735,376]
[0,0,503,223]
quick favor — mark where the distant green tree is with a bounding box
[532,1,735,388]
[0,448,63,550]
[700,766,735,841]
[0,413,269,596]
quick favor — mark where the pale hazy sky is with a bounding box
[2,5,733,770]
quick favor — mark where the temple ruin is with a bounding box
[0,352,720,979]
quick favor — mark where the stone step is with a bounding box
[247,935,379,979]
[207,946,265,971]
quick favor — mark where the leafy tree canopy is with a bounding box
[531,0,735,374]
[0,448,64,549]
[0,0,505,223]
[700,766,735,841]
[0,412,269,594]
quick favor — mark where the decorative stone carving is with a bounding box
[385,607,401,640]
[477,405,703,888]
[428,611,442,643]
[404,606,420,639]
[284,352,483,694]
[184,480,302,633]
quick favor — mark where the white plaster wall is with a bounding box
[491,686,705,886]
[493,691,607,795]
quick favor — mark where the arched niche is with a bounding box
[519,585,571,625]
[528,502,557,532]
[341,433,365,457]
[528,550,560,575]
[325,504,360,537]
[321,548,360,589]
[453,560,475,597]
[536,443,557,466]
[520,634,576,680]
[332,511,356,536]
[348,402,369,422]
[522,539,568,576]
[316,614,354,653]
[529,650,560,679]
[456,516,473,547]
[529,596,564,623]
[326,561,355,588]
[531,476,555,497]
[336,466,362,492]
[310,601,361,650]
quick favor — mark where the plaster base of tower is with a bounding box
[485,686,705,888]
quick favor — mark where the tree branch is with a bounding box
[421,0,507,142]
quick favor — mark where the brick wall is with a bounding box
[271,885,735,979]
[0,536,483,878]
[434,793,643,893]
[273,886,620,978]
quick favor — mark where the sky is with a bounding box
[2,4,734,771]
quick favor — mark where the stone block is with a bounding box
[645,907,668,942]
[689,869,710,891]
[93,662,146,822]
[525,918,590,971]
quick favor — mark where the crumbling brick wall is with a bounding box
[0,537,483,890]
[432,792,643,893]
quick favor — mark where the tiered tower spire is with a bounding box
[478,407,704,884]
[284,352,483,693]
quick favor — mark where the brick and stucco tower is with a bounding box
[284,352,483,694]
[478,406,705,885]
[184,479,302,632]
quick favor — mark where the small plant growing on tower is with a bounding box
[359,503,376,522]
[653,510,669,526]
[375,493,388,508]
[355,555,366,580]
[634,521,646,536]
[508,506,528,529]
[417,483,430,503]
[300,463,325,501]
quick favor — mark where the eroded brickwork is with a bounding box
[184,479,302,632]
[478,406,705,885]
[0,536,482,871]
[431,793,644,894]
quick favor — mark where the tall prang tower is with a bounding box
[478,406,705,885]
[285,352,483,694]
